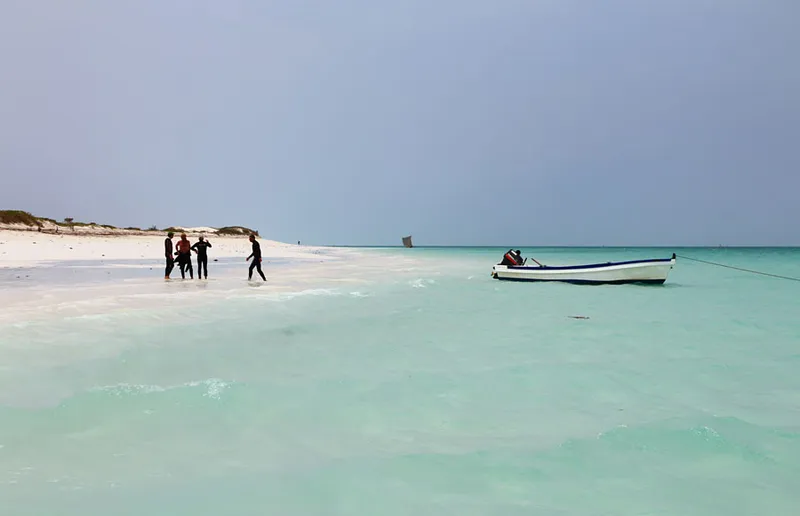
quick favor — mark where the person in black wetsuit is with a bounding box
[164,232,175,279]
[246,234,266,281]
[191,236,212,279]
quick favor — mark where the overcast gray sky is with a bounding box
[1,0,798,246]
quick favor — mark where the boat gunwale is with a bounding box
[499,256,675,272]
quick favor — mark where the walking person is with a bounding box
[164,231,175,279]
[175,233,194,279]
[191,236,212,279]
[246,234,266,281]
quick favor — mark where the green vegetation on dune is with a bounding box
[24,216,105,228]
[218,226,258,236]
[0,210,42,226]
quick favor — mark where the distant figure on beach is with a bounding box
[175,233,194,279]
[164,231,175,279]
[191,236,212,279]
[246,234,266,281]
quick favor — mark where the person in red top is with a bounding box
[175,233,194,279]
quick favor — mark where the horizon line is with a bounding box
[322,244,800,249]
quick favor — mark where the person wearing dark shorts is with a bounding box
[191,236,212,279]
[164,231,175,279]
[246,234,266,281]
[175,233,194,279]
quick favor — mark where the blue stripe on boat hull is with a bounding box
[494,277,667,285]
[506,257,674,271]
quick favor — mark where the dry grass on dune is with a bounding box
[0,210,42,226]
[217,226,259,236]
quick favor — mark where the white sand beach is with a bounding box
[0,229,323,269]
[0,226,429,327]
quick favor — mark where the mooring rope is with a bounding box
[676,254,800,282]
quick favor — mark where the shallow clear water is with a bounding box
[1,248,799,515]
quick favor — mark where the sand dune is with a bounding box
[171,226,218,234]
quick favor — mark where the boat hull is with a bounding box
[491,255,676,285]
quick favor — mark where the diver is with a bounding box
[175,233,194,279]
[246,234,267,281]
[191,236,212,279]
[164,231,175,279]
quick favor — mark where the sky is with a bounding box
[1,0,798,246]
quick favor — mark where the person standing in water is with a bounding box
[164,231,175,280]
[191,235,212,279]
[175,233,194,279]
[246,233,266,281]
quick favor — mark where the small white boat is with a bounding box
[491,251,676,285]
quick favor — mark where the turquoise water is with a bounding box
[1,247,799,515]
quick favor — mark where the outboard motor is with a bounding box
[500,249,523,266]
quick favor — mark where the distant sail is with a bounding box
[402,235,413,248]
